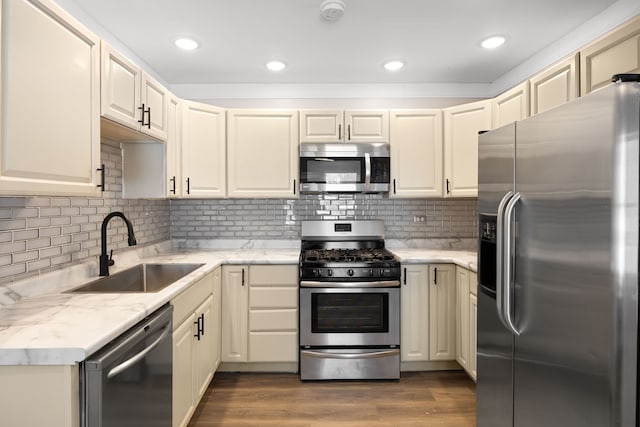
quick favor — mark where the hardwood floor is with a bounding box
[188,371,476,427]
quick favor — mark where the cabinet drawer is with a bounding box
[249,265,298,286]
[249,309,298,331]
[249,332,298,362]
[172,273,213,329]
[250,287,298,309]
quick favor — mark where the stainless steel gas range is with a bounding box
[298,220,401,380]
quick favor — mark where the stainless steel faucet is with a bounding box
[99,212,137,276]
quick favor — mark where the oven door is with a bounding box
[299,286,399,347]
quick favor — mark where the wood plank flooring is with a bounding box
[188,371,476,427]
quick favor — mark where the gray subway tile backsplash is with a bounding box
[0,142,477,285]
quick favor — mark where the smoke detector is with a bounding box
[320,0,345,21]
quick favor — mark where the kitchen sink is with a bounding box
[67,263,205,293]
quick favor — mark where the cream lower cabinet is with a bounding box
[455,266,477,381]
[389,110,443,198]
[580,15,640,95]
[428,264,456,361]
[221,264,299,366]
[0,0,101,197]
[400,264,430,362]
[172,270,217,427]
[443,100,491,198]
[181,100,226,198]
[226,110,298,198]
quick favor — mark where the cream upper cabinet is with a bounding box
[530,54,579,115]
[428,264,456,361]
[166,95,181,197]
[492,81,530,129]
[300,110,389,143]
[0,0,101,197]
[101,43,168,141]
[227,110,298,198]
[181,100,226,198]
[400,264,430,362]
[389,110,443,198]
[580,15,640,95]
[443,100,491,198]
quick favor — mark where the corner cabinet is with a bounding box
[181,100,226,198]
[443,100,491,198]
[455,265,477,381]
[227,110,299,198]
[101,43,168,141]
[0,0,101,196]
[389,110,443,198]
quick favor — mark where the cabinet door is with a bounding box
[492,81,530,129]
[429,264,456,361]
[390,110,443,198]
[580,15,640,95]
[469,292,478,381]
[443,100,490,198]
[181,100,226,197]
[530,54,579,115]
[0,0,101,196]
[101,42,141,130]
[173,315,195,427]
[227,110,298,198]
[221,266,248,362]
[141,72,168,140]
[193,295,214,401]
[212,267,222,371]
[166,95,181,197]
[455,267,470,370]
[299,110,344,142]
[345,110,389,142]
[400,264,430,362]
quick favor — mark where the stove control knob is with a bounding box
[348,269,354,277]
[369,268,374,277]
[327,269,333,277]
[313,269,320,277]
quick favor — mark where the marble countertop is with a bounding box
[0,241,475,366]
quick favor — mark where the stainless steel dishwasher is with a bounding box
[81,304,173,427]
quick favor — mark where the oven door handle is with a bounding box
[302,349,400,359]
[300,280,400,288]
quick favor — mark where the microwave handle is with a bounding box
[364,152,371,189]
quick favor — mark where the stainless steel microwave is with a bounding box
[299,142,390,193]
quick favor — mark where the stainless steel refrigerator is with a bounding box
[477,75,639,427]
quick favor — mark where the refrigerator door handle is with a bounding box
[502,192,521,336]
[496,190,513,331]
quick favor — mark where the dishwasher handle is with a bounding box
[107,326,170,379]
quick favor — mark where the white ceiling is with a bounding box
[61,0,638,98]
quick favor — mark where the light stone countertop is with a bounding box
[0,240,476,366]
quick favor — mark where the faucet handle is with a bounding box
[108,249,114,267]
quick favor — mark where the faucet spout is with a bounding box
[99,212,137,276]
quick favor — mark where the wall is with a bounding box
[170,195,477,242]
[0,144,170,285]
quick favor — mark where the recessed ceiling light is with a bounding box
[384,61,404,71]
[266,61,286,71]
[481,36,507,49]
[174,37,199,50]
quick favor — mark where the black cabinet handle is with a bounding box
[433,267,438,285]
[293,179,296,195]
[241,268,245,286]
[138,103,146,125]
[403,267,407,285]
[146,106,151,129]
[194,316,201,340]
[96,164,105,191]
[169,176,176,194]
[446,179,450,194]
[199,313,205,336]
[393,179,396,194]
[338,124,342,140]
[186,177,190,195]
[347,124,351,140]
